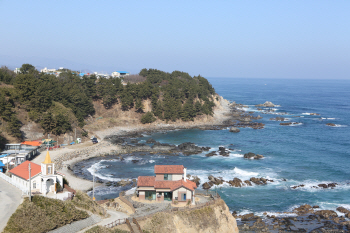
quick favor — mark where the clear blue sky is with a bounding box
[1,0,349,79]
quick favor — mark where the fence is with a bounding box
[0,172,29,195]
[104,218,126,228]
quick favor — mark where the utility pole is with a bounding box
[29,163,31,202]
[93,168,95,201]
[75,128,76,142]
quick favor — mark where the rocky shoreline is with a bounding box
[235,204,350,232]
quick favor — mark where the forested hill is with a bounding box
[0,64,216,146]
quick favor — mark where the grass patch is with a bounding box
[70,190,107,216]
[85,226,129,233]
[3,196,88,233]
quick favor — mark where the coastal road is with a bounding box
[0,178,23,232]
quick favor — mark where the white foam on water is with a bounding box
[322,117,336,120]
[289,122,303,126]
[87,161,122,182]
[334,124,347,127]
[125,187,136,195]
[255,211,297,218]
[302,113,312,115]
[230,153,244,158]
[149,160,155,163]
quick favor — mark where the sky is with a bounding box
[1,0,350,79]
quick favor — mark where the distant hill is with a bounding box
[0,64,217,146]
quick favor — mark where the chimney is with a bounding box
[184,167,187,181]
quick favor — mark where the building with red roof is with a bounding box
[8,151,64,195]
[137,165,197,204]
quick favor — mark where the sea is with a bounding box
[77,78,350,217]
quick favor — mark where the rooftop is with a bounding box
[137,176,197,191]
[9,161,41,180]
[154,165,184,174]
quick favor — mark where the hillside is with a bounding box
[110,199,238,233]
[0,65,219,146]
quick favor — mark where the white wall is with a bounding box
[172,174,182,181]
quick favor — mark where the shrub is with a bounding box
[174,200,178,205]
[141,112,156,124]
[3,196,88,233]
[70,190,106,216]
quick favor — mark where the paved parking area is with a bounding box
[0,178,23,232]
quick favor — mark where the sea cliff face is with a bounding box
[137,199,238,233]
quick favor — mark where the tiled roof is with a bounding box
[9,161,41,180]
[21,141,42,146]
[154,165,184,174]
[137,176,155,187]
[138,176,197,191]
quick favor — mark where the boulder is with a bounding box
[227,178,243,187]
[208,175,224,185]
[256,101,275,107]
[202,182,212,190]
[190,176,201,186]
[293,204,314,215]
[244,180,252,186]
[229,127,240,133]
[326,123,336,127]
[244,152,256,159]
[146,138,156,143]
[318,184,328,189]
[240,213,256,221]
[250,177,266,185]
[254,154,264,159]
[313,205,320,209]
[336,207,350,214]
[178,142,204,155]
[205,151,217,157]
[314,210,338,219]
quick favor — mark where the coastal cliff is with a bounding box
[114,199,238,233]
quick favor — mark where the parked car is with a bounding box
[91,137,98,144]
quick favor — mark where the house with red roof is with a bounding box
[137,165,197,204]
[8,150,64,195]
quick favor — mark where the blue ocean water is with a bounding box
[85,78,350,215]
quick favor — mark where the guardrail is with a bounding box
[0,172,29,195]
[125,218,134,233]
[104,218,126,228]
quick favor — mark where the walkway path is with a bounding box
[48,214,101,233]
[76,209,128,233]
[0,178,23,232]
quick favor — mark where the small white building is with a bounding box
[111,71,130,78]
[8,151,64,195]
[14,68,21,74]
[40,67,57,73]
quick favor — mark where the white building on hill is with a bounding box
[8,151,64,195]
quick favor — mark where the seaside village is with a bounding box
[0,137,227,232]
[0,103,225,231]
[14,66,131,79]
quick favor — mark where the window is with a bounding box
[164,174,168,180]
[48,166,52,174]
[33,181,36,189]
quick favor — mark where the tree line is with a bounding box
[0,64,216,141]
